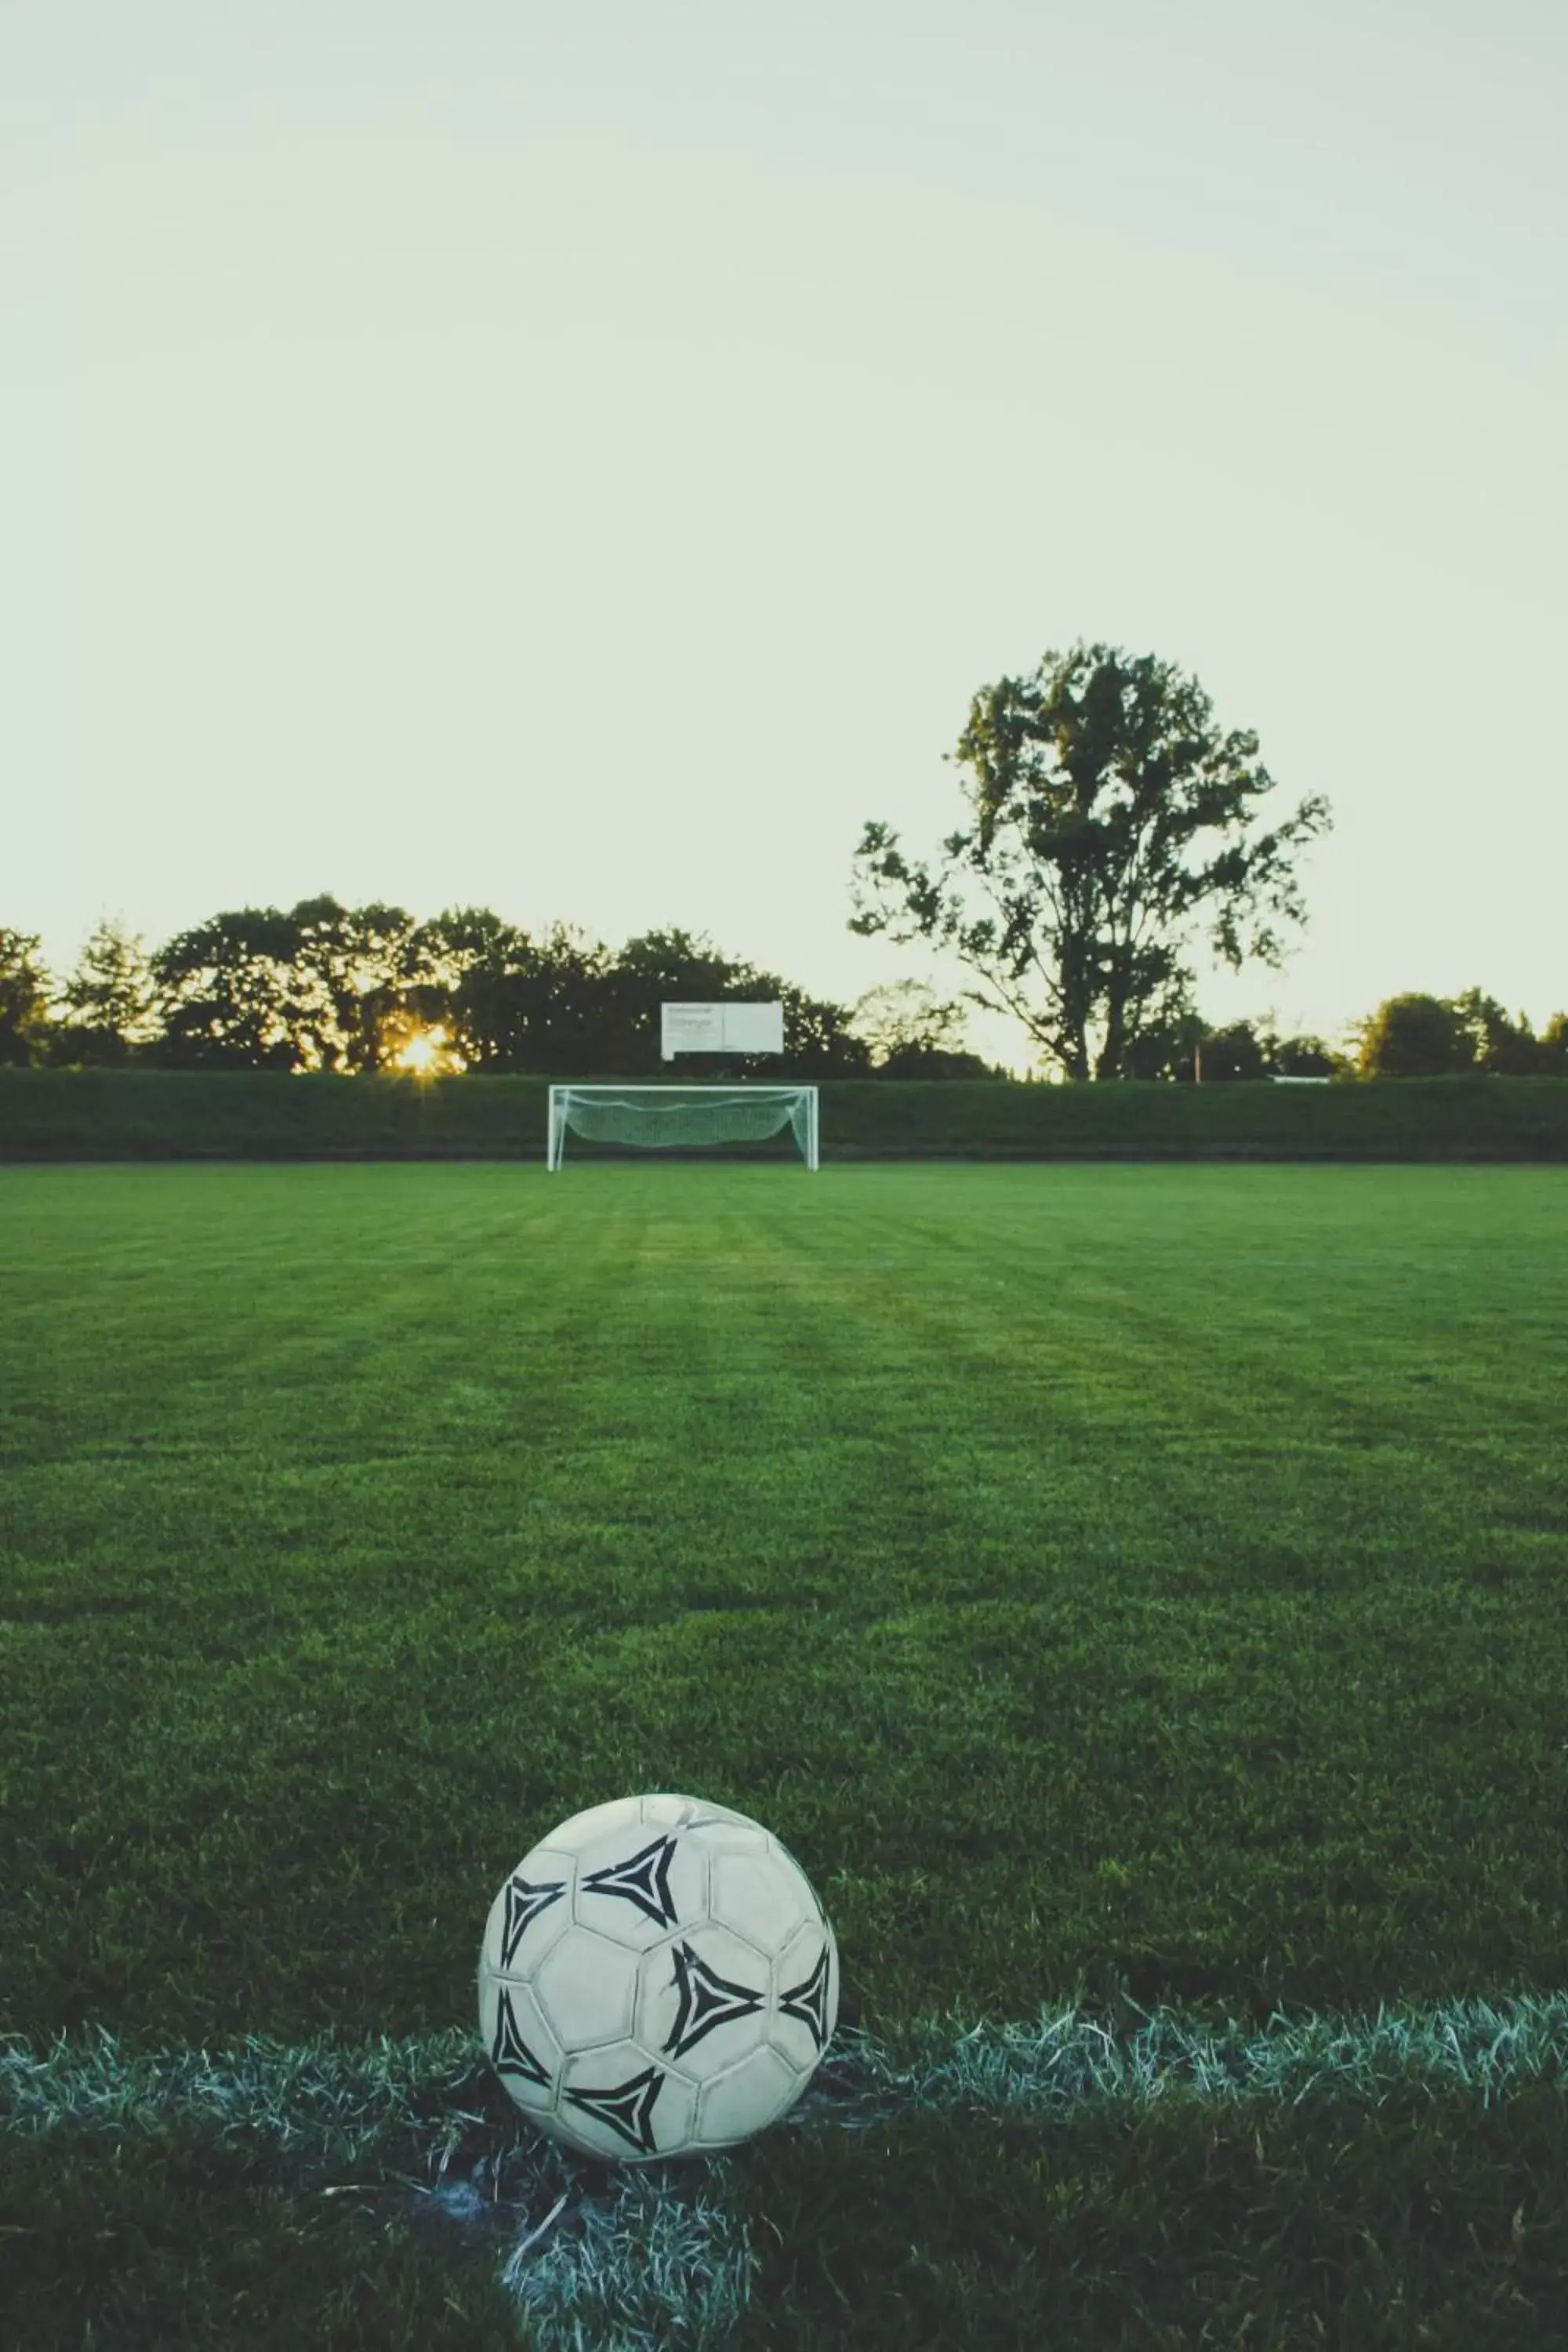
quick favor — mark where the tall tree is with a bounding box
[849,980,967,1062]
[1538,1012,1568,1076]
[527,923,622,1073]
[608,928,768,1072]
[152,908,299,1069]
[615,931,873,1076]
[0,928,53,1065]
[414,915,622,1073]
[1263,1025,1341,1078]
[1356,993,1468,1078]
[1194,1020,1269,1081]
[56,920,162,1064]
[775,985,874,1077]
[412,906,539,1069]
[283,895,421,1071]
[848,979,998,1077]
[1117,982,1207,1080]
[848,641,1331,1080]
[1446,988,1539,1076]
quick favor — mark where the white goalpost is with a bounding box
[546,1084,819,1171]
[547,1000,817,1171]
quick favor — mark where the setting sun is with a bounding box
[392,1025,463,1076]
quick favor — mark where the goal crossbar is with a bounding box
[547,1084,819,1171]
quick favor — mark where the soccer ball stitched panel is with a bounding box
[477,1791,839,2163]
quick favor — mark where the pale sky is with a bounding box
[5,0,1564,1071]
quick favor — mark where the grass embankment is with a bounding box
[4,1065,1568,1160]
[2,1163,1566,2346]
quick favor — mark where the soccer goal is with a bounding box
[546,1085,819,1171]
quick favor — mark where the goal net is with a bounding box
[547,1085,819,1171]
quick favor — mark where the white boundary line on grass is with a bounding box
[5,1991,1566,2350]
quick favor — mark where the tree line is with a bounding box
[844,636,1562,1079]
[0,907,1004,1080]
[2,909,1560,1082]
[1194,995,1568,1081]
[4,643,1561,1082]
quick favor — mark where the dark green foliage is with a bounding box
[1196,1021,1269,1081]
[51,920,163,1067]
[848,642,1332,1079]
[1266,1029,1341,1077]
[1179,1019,1345,1084]
[597,928,872,1081]
[1357,994,1472,1078]
[0,926,53,1065]
[1357,994,1568,1081]
[5,1065,1568,1161]
[152,898,439,1074]
[1447,989,1544,1076]
[870,1044,1000,1078]
[9,884,1553,1097]
[1115,992,1207,1080]
[481,917,618,1076]
[602,925,761,1073]
[126,902,876,1080]
[411,903,538,1071]
[281,896,428,1073]
[152,906,308,1070]
[774,989,875,1077]
[846,980,1004,1078]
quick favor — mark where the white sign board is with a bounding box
[661,1001,785,1061]
[717,1002,785,1056]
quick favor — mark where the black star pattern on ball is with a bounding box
[778,1946,833,2049]
[661,1939,766,2059]
[489,1987,551,2087]
[580,1834,681,1929]
[500,1872,565,1967]
[562,2063,666,2156]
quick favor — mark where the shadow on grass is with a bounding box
[0,2137,524,2352]
[738,2088,1568,2351]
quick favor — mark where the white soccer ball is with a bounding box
[477,1791,839,2164]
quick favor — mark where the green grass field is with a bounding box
[3,1162,1566,2349]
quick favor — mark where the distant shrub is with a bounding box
[1356,994,1469,1078]
[4,1067,1567,1162]
[1268,1033,1341,1078]
[873,1045,1007,1080]
[1197,1023,1269,1082]
[0,929,53,1067]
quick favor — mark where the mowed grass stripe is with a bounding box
[1,1163,1565,2056]
[2,1160,1567,2346]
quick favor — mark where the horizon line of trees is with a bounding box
[9,643,1560,1088]
[2,905,1563,1083]
[0,904,1004,1083]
